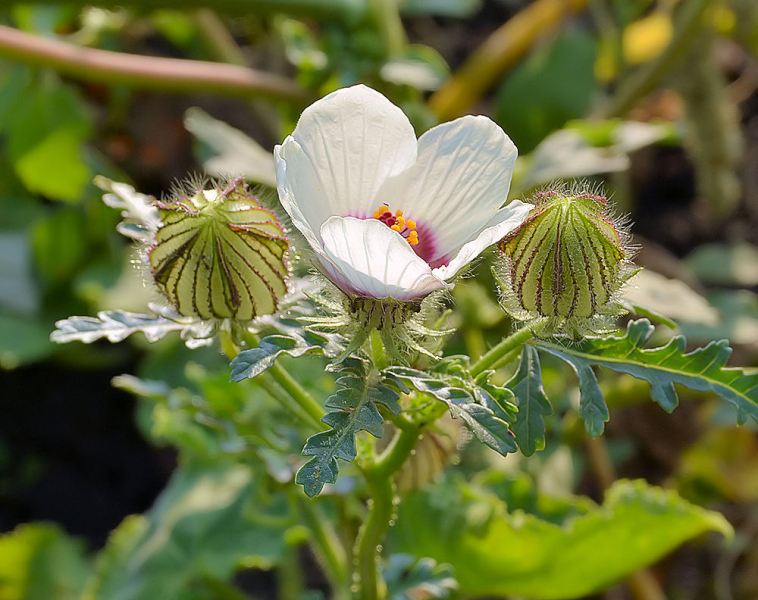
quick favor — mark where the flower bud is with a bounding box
[496,190,634,335]
[149,179,290,322]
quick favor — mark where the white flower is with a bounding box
[275,85,531,302]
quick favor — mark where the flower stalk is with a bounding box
[470,324,539,376]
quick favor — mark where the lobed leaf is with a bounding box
[385,366,517,456]
[94,176,161,242]
[506,345,552,455]
[296,359,400,496]
[50,309,214,346]
[230,328,342,381]
[539,319,758,428]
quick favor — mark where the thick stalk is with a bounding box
[470,325,537,377]
[16,0,366,21]
[0,25,309,103]
[354,425,421,600]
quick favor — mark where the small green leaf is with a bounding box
[231,330,341,381]
[296,358,400,496]
[392,478,732,599]
[539,319,758,425]
[384,554,458,600]
[506,346,552,455]
[386,366,517,456]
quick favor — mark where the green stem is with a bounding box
[354,426,421,600]
[298,498,351,599]
[268,362,326,429]
[223,330,326,430]
[470,325,538,377]
[257,373,320,430]
[0,24,309,103]
[369,329,389,371]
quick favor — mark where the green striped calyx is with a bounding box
[149,180,290,322]
[496,191,635,336]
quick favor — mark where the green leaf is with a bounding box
[384,554,458,600]
[506,345,552,455]
[538,319,758,425]
[51,308,214,346]
[231,330,342,381]
[0,523,90,600]
[391,479,732,599]
[85,464,289,600]
[184,108,276,187]
[385,366,517,456]
[2,73,92,202]
[296,358,400,496]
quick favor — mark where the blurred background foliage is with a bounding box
[0,0,757,599]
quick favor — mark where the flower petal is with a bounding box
[276,85,417,241]
[319,216,448,300]
[433,200,533,281]
[378,115,517,266]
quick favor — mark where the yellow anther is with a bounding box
[391,224,402,231]
[395,216,405,227]
[409,237,419,246]
[396,210,403,216]
[406,219,416,230]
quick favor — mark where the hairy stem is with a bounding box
[355,425,421,600]
[0,25,310,103]
[470,325,538,376]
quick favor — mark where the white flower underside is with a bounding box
[275,84,532,301]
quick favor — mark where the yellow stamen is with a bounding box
[373,203,421,248]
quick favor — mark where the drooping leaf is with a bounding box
[506,345,552,455]
[50,307,214,347]
[84,464,289,600]
[0,523,90,600]
[230,329,342,381]
[539,319,758,425]
[385,366,517,456]
[384,554,458,600]
[391,479,732,600]
[296,358,400,496]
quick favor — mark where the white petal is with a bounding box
[433,200,533,281]
[378,115,517,266]
[277,85,417,239]
[319,216,448,300]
